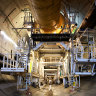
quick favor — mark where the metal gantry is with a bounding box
[1,37,31,90]
[1,8,96,92]
[63,29,96,89]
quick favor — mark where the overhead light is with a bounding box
[53,32,57,34]
[1,31,17,47]
[27,25,31,28]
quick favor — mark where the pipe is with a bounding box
[27,0,65,33]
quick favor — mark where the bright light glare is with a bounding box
[53,32,57,34]
[1,31,17,47]
[27,25,31,28]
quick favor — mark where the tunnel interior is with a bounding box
[0,0,96,96]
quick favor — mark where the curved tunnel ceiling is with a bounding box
[62,0,94,28]
[0,0,95,37]
[27,0,65,33]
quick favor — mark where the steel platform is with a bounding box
[76,59,96,64]
[31,33,71,42]
[1,68,25,72]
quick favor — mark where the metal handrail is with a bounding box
[2,52,27,70]
[74,45,96,59]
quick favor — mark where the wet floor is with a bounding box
[1,76,96,96]
[26,76,96,96]
[28,84,71,96]
[30,82,96,96]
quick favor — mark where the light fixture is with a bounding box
[1,31,17,47]
[53,31,57,34]
[27,25,31,28]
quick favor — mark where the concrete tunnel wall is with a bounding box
[0,0,28,83]
[0,73,16,83]
[0,0,29,55]
[0,13,19,54]
[0,73,20,96]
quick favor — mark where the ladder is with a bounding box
[17,73,32,91]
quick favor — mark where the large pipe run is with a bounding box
[28,0,65,33]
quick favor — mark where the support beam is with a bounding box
[31,34,71,42]
[75,72,95,75]
[44,69,57,71]
[46,73,56,75]
[40,54,63,57]
[33,42,44,50]
[41,62,63,66]
[60,42,69,50]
